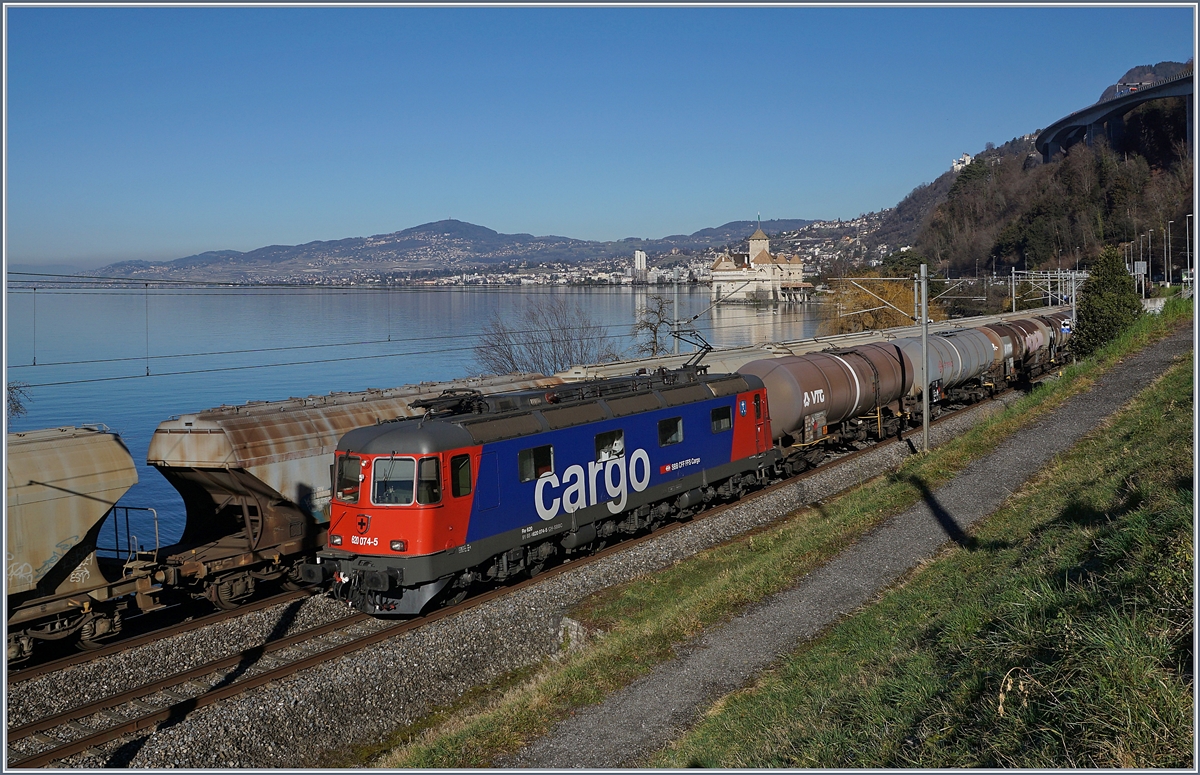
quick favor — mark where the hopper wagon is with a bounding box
[6,426,157,661]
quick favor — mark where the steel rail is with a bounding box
[8,589,317,684]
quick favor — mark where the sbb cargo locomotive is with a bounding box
[305,311,1074,614]
[303,371,773,613]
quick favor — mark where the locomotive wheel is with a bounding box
[440,587,470,608]
[212,579,252,610]
[279,567,309,591]
[76,611,121,651]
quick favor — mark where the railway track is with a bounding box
[7,589,318,684]
[5,391,1021,768]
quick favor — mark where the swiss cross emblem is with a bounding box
[357,514,370,534]
[739,399,747,416]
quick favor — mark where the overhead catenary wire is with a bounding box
[7,272,706,293]
[17,314,817,389]
[9,275,819,389]
[8,307,815,370]
[145,283,151,376]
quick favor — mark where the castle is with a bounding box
[710,227,809,302]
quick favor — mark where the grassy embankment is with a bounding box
[658,349,1193,767]
[368,298,1192,769]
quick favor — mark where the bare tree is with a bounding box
[473,295,621,376]
[818,273,947,335]
[7,381,31,420]
[631,294,675,357]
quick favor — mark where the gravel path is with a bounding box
[22,325,1187,768]
[507,322,1193,768]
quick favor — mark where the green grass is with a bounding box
[655,352,1193,769]
[371,301,1192,768]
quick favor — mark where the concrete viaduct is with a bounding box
[1036,68,1193,163]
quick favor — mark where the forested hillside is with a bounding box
[914,95,1192,276]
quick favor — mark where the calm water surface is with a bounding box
[6,285,819,541]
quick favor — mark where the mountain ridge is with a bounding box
[94,218,816,279]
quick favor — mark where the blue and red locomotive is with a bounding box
[302,368,776,613]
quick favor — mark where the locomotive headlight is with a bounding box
[390,540,407,552]
[330,534,343,546]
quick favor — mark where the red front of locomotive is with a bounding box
[325,447,479,557]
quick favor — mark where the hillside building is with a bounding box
[633,249,648,284]
[710,227,809,302]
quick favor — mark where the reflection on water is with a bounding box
[5,285,820,539]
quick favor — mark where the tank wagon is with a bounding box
[146,373,563,608]
[306,312,1074,615]
[738,311,1074,471]
[7,426,157,662]
[560,306,1074,381]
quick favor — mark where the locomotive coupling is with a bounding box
[299,561,329,586]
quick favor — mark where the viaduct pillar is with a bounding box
[1188,93,1194,151]
[1041,140,1059,164]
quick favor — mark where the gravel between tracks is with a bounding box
[22,329,1186,768]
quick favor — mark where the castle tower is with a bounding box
[748,227,770,261]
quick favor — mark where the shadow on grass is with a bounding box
[102,597,306,766]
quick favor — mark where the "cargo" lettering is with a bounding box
[534,448,652,521]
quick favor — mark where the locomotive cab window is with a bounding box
[658,417,683,446]
[754,394,762,419]
[335,455,363,504]
[711,406,732,433]
[373,457,415,505]
[595,430,625,461]
[450,454,472,497]
[417,457,441,505]
[518,445,554,483]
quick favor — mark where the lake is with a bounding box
[5,284,820,542]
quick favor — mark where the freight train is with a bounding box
[6,309,1074,659]
[303,311,1074,614]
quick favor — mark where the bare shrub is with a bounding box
[7,380,31,419]
[473,296,622,376]
[631,294,675,357]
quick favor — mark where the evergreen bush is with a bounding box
[1073,245,1142,356]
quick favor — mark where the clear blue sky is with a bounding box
[5,4,1195,266]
